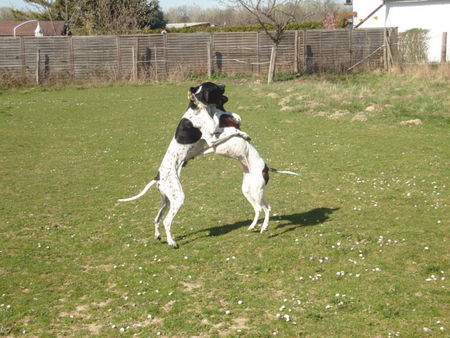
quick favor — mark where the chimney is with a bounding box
[35,22,43,37]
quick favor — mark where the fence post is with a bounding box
[256,31,260,74]
[207,42,212,77]
[348,27,353,69]
[384,33,387,70]
[390,28,400,70]
[69,36,75,77]
[155,47,159,81]
[207,42,211,77]
[386,29,393,70]
[303,30,307,73]
[35,49,40,84]
[163,33,168,77]
[136,38,140,80]
[20,37,26,77]
[210,32,215,75]
[131,46,137,81]
[116,36,122,78]
[441,32,447,63]
[268,44,276,84]
[294,31,299,73]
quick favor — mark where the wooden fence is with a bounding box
[0,28,395,82]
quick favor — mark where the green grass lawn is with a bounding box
[0,73,449,336]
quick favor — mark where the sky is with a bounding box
[1,0,345,11]
[0,0,226,11]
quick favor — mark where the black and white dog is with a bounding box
[119,82,250,248]
[197,106,299,233]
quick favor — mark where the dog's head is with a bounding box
[188,82,228,110]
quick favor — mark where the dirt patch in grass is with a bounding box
[278,95,293,106]
[91,300,112,308]
[365,104,378,113]
[180,280,203,292]
[352,112,368,122]
[59,304,90,321]
[86,323,103,335]
[162,300,176,313]
[329,110,349,120]
[280,106,296,112]
[313,111,327,117]
[218,317,250,336]
[82,264,115,272]
[400,119,423,126]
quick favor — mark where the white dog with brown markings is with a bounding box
[200,109,299,233]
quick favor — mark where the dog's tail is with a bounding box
[268,167,300,176]
[118,179,157,202]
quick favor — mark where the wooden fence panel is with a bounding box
[72,36,118,78]
[0,29,393,81]
[214,32,259,74]
[135,35,165,78]
[117,35,137,78]
[167,33,211,76]
[26,37,70,76]
[0,38,21,74]
[351,29,385,69]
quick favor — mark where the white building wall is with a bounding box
[353,0,386,28]
[353,0,450,61]
[386,1,450,61]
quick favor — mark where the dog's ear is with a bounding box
[217,84,225,94]
[196,87,208,105]
[217,95,228,111]
[189,84,209,104]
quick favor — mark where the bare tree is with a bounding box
[221,0,303,83]
[165,5,191,23]
[0,7,15,20]
[165,5,256,26]
[163,1,344,27]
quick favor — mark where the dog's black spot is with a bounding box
[262,164,270,185]
[175,118,202,144]
[154,171,160,181]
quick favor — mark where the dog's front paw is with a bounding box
[240,132,251,141]
[232,113,242,124]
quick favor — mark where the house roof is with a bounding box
[0,21,66,36]
[384,0,448,2]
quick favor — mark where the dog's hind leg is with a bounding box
[260,197,271,233]
[242,173,261,231]
[247,199,261,231]
[154,192,169,240]
[159,181,185,248]
[245,173,272,233]
[249,178,271,233]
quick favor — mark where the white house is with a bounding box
[165,22,211,29]
[352,0,450,61]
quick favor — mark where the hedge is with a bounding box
[144,21,329,34]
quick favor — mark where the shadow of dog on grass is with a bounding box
[181,207,339,242]
[268,207,340,238]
